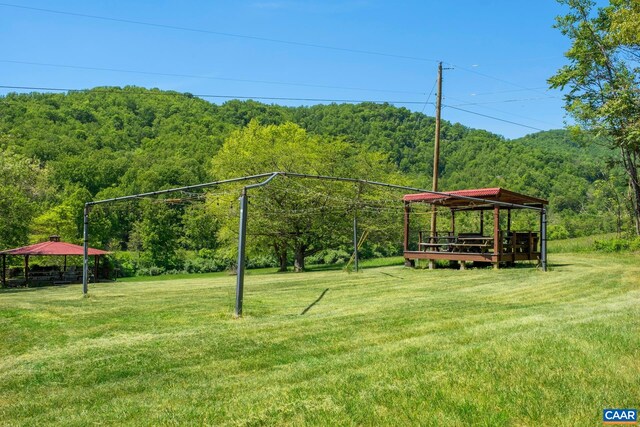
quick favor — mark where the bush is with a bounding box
[109,252,137,277]
[548,224,570,240]
[136,266,165,276]
[323,249,351,265]
[593,237,640,252]
[246,255,278,269]
[183,257,226,274]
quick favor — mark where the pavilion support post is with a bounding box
[235,189,248,318]
[493,206,501,269]
[541,209,548,272]
[430,206,438,242]
[63,255,67,272]
[429,206,437,269]
[94,255,99,283]
[25,255,29,285]
[82,204,89,295]
[507,209,511,234]
[403,202,410,251]
[404,202,414,267]
[451,210,455,235]
[480,210,484,235]
[2,254,6,287]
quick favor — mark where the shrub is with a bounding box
[109,252,137,277]
[136,266,165,276]
[548,224,570,240]
[323,249,351,265]
[183,257,225,274]
[246,255,277,269]
[593,237,640,252]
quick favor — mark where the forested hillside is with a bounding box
[0,86,629,272]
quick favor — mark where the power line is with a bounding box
[0,2,440,63]
[450,96,558,107]
[468,87,551,97]
[0,2,559,101]
[443,105,545,132]
[0,84,550,131]
[446,63,550,97]
[0,84,432,105]
[445,95,559,127]
[0,59,425,96]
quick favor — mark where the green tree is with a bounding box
[549,0,640,234]
[130,201,183,270]
[211,120,400,271]
[29,185,92,244]
[0,150,48,249]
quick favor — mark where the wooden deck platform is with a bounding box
[404,250,541,263]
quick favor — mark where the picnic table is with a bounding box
[418,232,538,254]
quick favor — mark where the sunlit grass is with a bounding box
[548,232,618,253]
[1,252,638,425]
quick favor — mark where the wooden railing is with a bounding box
[417,231,538,254]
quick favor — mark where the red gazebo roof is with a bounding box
[403,187,548,208]
[0,241,109,256]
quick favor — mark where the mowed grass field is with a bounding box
[1,253,639,426]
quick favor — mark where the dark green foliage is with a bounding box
[0,86,631,271]
[549,0,640,234]
[593,236,640,252]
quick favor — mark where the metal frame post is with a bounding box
[235,189,248,317]
[82,204,89,295]
[541,209,547,272]
[353,215,359,272]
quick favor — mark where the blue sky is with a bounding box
[0,1,605,138]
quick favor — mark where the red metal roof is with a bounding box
[0,241,109,256]
[403,187,548,207]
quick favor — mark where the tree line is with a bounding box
[0,86,632,274]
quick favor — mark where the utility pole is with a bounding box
[429,62,443,269]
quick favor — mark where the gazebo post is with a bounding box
[403,202,410,252]
[1,254,6,287]
[541,209,548,272]
[507,209,512,234]
[450,209,455,235]
[403,202,415,267]
[480,210,484,235]
[493,206,501,269]
[25,255,29,285]
[94,255,99,283]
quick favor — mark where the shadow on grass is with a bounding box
[301,288,329,315]
[0,287,40,294]
[378,271,404,280]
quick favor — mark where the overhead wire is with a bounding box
[445,95,559,128]
[0,2,440,63]
[0,85,549,131]
[445,62,551,97]
[442,105,545,132]
[449,96,558,107]
[0,3,569,134]
[0,2,557,99]
[0,84,431,105]
[0,59,425,96]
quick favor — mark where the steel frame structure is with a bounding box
[82,171,548,317]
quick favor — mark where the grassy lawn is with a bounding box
[1,252,638,426]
